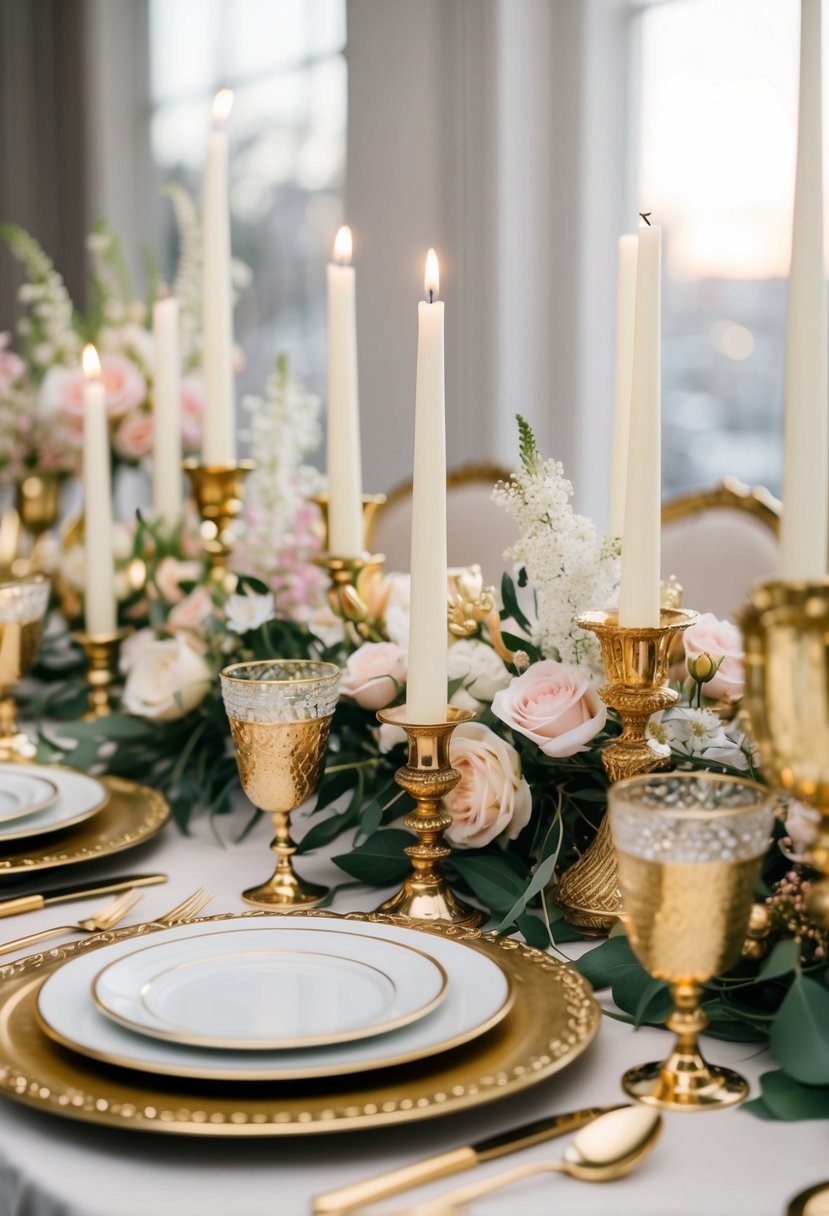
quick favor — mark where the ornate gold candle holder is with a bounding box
[374,704,482,927]
[0,574,50,760]
[72,629,130,720]
[183,459,256,588]
[310,493,387,626]
[311,492,387,554]
[743,580,829,925]
[556,607,699,933]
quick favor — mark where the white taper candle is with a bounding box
[608,234,638,538]
[326,225,364,556]
[201,88,237,466]
[152,293,183,530]
[82,345,117,636]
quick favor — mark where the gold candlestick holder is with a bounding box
[556,608,699,934]
[311,492,387,554]
[183,459,256,589]
[311,493,387,627]
[72,629,130,720]
[374,704,482,927]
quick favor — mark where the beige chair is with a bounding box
[367,462,517,587]
[661,477,780,622]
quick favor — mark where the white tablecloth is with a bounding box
[0,803,825,1216]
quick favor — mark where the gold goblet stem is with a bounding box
[183,459,256,590]
[374,705,482,927]
[72,630,130,720]
[243,806,328,910]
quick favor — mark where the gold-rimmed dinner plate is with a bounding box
[90,925,449,1050]
[0,764,107,843]
[0,775,169,878]
[0,911,600,1137]
[0,771,58,824]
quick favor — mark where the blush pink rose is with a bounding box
[100,353,147,416]
[683,612,744,701]
[167,585,213,632]
[113,410,154,461]
[445,723,532,849]
[339,642,406,710]
[491,659,606,757]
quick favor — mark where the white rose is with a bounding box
[122,637,211,722]
[447,639,510,707]
[118,627,157,675]
[340,641,407,710]
[225,591,276,634]
[445,722,532,849]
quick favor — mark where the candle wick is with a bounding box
[639,211,652,227]
[429,289,434,304]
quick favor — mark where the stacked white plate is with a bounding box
[35,916,514,1082]
[0,763,108,842]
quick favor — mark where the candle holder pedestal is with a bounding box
[374,705,482,927]
[72,629,130,720]
[556,608,699,934]
[183,459,256,590]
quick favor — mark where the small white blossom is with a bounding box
[225,592,276,634]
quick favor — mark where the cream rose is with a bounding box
[492,659,606,757]
[447,639,510,708]
[118,627,157,675]
[445,722,532,848]
[122,637,211,722]
[784,799,820,861]
[340,642,406,710]
[683,613,744,701]
[167,586,214,632]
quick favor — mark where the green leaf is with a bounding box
[332,829,414,885]
[447,853,528,914]
[516,912,550,949]
[758,938,801,981]
[612,969,671,1026]
[296,805,358,854]
[770,975,829,1084]
[358,798,384,837]
[750,1070,829,1121]
[500,572,532,636]
[574,935,640,989]
[495,852,556,932]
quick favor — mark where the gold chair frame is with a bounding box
[662,475,780,535]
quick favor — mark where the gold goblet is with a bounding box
[609,771,774,1111]
[220,659,341,909]
[0,574,50,761]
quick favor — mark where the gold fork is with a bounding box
[0,889,143,957]
[151,887,213,927]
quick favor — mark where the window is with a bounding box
[149,0,347,403]
[638,0,812,498]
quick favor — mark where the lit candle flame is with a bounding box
[333,225,353,265]
[424,248,440,301]
[211,88,234,125]
[82,344,101,379]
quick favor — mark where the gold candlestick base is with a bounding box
[556,608,699,934]
[72,629,130,720]
[374,705,482,927]
[311,492,387,554]
[183,459,256,590]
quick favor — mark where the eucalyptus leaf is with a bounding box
[500,572,532,635]
[447,853,528,913]
[496,852,557,932]
[612,968,671,1026]
[516,912,550,949]
[574,935,640,988]
[333,828,414,885]
[751,1070,829,1121]
[758,937,801,981]
[296,804,358,854]
[770,975,829,1084]
[358,798,384,837]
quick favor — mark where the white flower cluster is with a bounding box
[5,225,79,373]
[647,707,758,771]
[493,420,619,674]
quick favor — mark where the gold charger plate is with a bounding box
[0,775,170,877]
[0,911,600,1137]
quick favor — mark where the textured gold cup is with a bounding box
[221,660,341,909]
[556,609,700,933]
[0,574,49,760]
[609,772,774,1111]
[71,629,131,720]
[183,459,256,590]
[374,705,482,927]
[742,579,829,924]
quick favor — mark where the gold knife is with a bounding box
[0,873,167,918]
[312,1104,623,1214]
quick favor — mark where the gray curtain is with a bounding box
[0,0,89,332]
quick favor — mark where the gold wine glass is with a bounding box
[0,573,50,761]
[220,659,341,909]
[609,771,774,1111]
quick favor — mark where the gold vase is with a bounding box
[742,580,829,925]
[374,704,482,927]
[556,608,699,933]
[183,459,255,589]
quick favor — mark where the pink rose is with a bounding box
[154,557,204,604]
[684,613,744,701]
[113,410,154,461]
[180,374,204,451]
[783,800,820,861]
[492,659,606,757]
[100,353,146,416]
[38,365,86,418]
[167,585,213,632]
[445,722,532,848]
[340,642,406,710]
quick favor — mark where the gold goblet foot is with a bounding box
[242,809,329,910]
[183,459,256,591]
[375,706,482,928]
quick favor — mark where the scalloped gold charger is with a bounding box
[0,776,170,878]
[0,912,600,1137]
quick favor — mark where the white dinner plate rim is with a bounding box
[90,925,449,1049]
[0,772,59,824]
[0,764,108,842]
[36,915,514,1081]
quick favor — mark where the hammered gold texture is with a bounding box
[0,618,43,688]
[228,717,332,812]
[0,911,600,1137]
[617,852,761,982]
[0,777,170,877]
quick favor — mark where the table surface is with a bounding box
[0,799,824,1216]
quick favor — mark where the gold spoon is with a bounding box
[385,1106,663,1215]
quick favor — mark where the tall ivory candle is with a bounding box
[152,293,183,529]
[82,345,116,636]
[781,0,828,580]
[202,88,236,466]
[608,234,638,538]
[326,225,363,556]
[618,222,662,628]
[406,249,447,724]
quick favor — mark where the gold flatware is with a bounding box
[0,889,143,956]
[312,1104,621,1214]
[386,1107,663,1215]
[152,888,213,926]
[0,873,167,918]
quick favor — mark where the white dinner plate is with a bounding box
[0,764,108,843]
[92,925,448,1050]
[0,771,58,824]
[37,915,514,1081]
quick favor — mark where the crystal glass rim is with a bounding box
[220,660,341,687]
[0,573,49,595]
[610,770,771,819]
